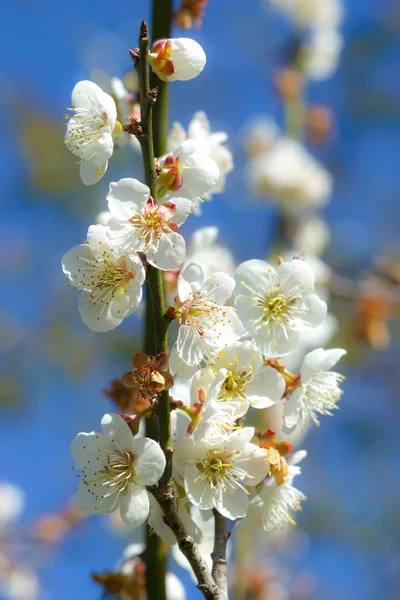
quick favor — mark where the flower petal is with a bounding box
[107,178,149,220]
[132,437,166,485]
[178,262,205,301]
[247,367,285,409]
[119,484,149,527]
[80,160,108,185]
[148,232,186,271]
[234,259,277,297]
[101,413,135,452]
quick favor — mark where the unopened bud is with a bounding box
[149,38,206,82]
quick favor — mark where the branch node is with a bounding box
[148,87,159,104]
[129,47,140,65]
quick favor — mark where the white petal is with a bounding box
[234,259,276,297]
[178,262,204,301]
[72,80,107,110]
[252,325,300,358]
[168,197,193,226]
[169,344,200,379]
[283,391,302,431]
[299,294,328,328]
[92,132,114,166]
[119,484,149,527]
[169,38,206,82]
[148,494,176,545]
[202,273,235,305]
[101,413,135,452]
[237,444,269,485]
[179,152,220,199]
[217,486,250,520]
[80,160,108,185]
[109,279,143,320]
[177,324,204,365]
[184,465,214,509]
[190,366,216,405]
[78,291,122,332]
[247,367,285,409]
[70,431,112,468]
[132,437,166,485]
[107,178,149,220]
[277,259,316,294]
[300,347,346,382]
[62,244,93,288]
[148,232,186,271]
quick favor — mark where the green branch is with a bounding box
[150,0,174,157]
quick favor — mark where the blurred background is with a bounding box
[1,0,400,598]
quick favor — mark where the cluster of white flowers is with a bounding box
[266,0,344,80]
[65,31,347,595]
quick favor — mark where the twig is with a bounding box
[149,485,220,600]
[211,509,230,600]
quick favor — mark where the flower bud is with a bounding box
[149,38,206,82]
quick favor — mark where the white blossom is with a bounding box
[266,0,343,29]
[62,224,145,332]
[301,28,343,81]
[64,80,118,185]
[149,38,206,82]
[191,341,285,418]
[71,414,165,526]
[293,216,330,257]
[168,112,233,193]
[0,484,24,529]
[95,210,112,226]
[159,140,220,206]
[284,347,346,430]
[256,450,307,535]
[234,259,327,357]
[175,262,243,366]
[174,428,269,519]
[107,178,192,270]
[247,138,332,214]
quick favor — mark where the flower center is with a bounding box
[81,449,137,506]
[197,449,233,487]
[65,99,110,163]
[217,368,253,402]
[180,293,221,338]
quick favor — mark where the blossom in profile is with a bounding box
[149,38,206,82]
[168,112,233,193]
[175,262,243,366]
[234,258,327,357]
[64,81,120,185]
[174,428,269,519]
[107,178,192,270]
[284,347,346,431]
[62,224,145,332]
[255,450,307,534]
[71,414,165,526]
[158,140,220,205]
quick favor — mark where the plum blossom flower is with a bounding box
[71,414,166,526]
[266,0,343,29]
[168,112,233,193]
[62,224,145,332]
[158,140,220,205]
[64,81,119,185]
[255,450,307,535]
[149,38,206,82]
[234,258,327,357]
[175,262,243,366]
[174,428,269,519]
[107,178,192,270]
[301,28,343,81]
[247,137,332,214]
[284,347,346,431]
[191,341,285,418]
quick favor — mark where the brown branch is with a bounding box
[211,509,230,600]
[149,485,220,600]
